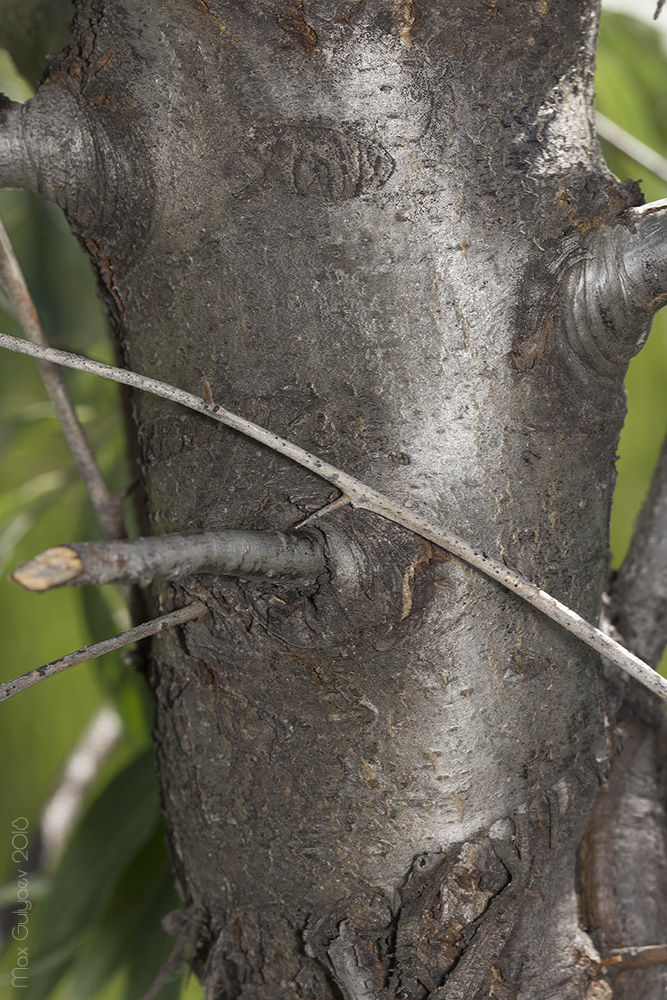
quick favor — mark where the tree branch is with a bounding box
[1,331,667,702]
[11,530,327,590]
[0,90,87,196]
[562,199,667,380]
[1,86,151,253]
[0,95,29,189]
[0,602,206,704]
[596,113,667,186]
[605,944,667,970]
[609,431,667,668]
[0,217,125,539]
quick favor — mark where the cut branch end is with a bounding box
[11,529,328,590]
[11,546,83,591]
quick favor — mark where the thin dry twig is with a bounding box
[0,218,125,539]
[604,944,667,970]
[0,601,206,703]
[11,530,327,589]
[1,331,666,702]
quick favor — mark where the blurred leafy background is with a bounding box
[0,4,666,1000]
[0,8,205,1000]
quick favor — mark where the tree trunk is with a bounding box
[2,2,667,997]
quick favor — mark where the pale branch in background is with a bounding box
[609,430,667,667]
[0,216,125,539]
[40,706,123,860]
[595,113,667,186]
[606,945,667,970]
[12,529,327,590]
[2,332,667,702]
[0,601,206,703]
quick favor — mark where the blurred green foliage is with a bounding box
[0,9,665,1000]
[0,48,205,1000]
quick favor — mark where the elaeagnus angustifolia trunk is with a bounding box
[3,2,667,996]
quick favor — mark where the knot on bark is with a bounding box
[513,201,667,390]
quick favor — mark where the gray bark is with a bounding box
[581,430,667,1000]
[2,2,667,997]
[611,430,667,669]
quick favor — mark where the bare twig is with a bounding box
[656,0,666,21]
[604,944,667,970]
[596,113,667,185]
[610,431,667,667]
[1,331,667,702]
[0,602,206,704]
[11,530,326,590]
[293,494,353,528]
[0,218,125,539]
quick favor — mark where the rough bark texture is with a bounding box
[2,2,667,997]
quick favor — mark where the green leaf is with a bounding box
[78,582,153,752]
[596,12,667,203]
[26,751,161,1000]
[64,824,182,1000]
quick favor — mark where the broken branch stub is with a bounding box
[11,529,327,590]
